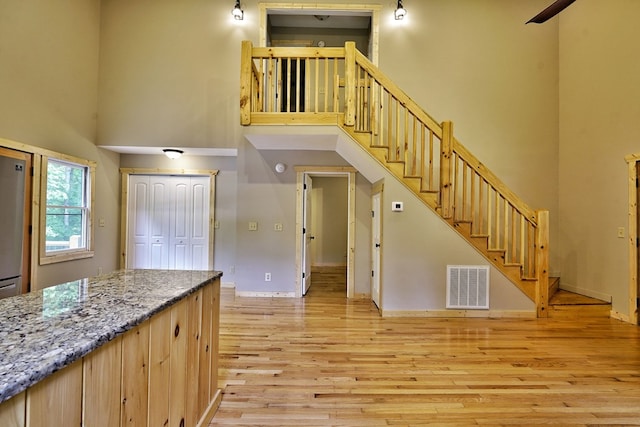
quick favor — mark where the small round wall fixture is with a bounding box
[163,149,184,159]
[275,162,286,173]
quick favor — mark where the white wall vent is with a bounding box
[446,265,490,309]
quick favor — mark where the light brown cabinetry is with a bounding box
[0,277,221,427]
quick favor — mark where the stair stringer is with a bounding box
[339,124,537,303]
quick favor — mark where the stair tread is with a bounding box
[549,290,610,306]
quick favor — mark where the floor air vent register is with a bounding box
[446,265,490,309]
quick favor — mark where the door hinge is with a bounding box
[303,227,306,234]
[30,166,34,177]
[302,272,305,279]
[636,237,639,248]
[28,225,33,235]
[372,270,374,277]
[304,183,307,190]
[371,210,375,218]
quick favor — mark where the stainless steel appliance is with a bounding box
[0,154,26,299]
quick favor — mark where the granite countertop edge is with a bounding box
[0,269,222,404]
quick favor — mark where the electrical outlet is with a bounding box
[618,227,625,238]
[214,220,220,229]
[265,272,271,281]
[274,223,283,231]
[249,221,258,231]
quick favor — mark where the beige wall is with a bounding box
[559,0,640,316]
[0,0,120,289]
[5,0,634,317]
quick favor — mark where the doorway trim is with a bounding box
[259,2,381,65]
[295,166,356,298]
[119,168,218,270]
[625,153,639,325]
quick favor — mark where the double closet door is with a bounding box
[127,175,210,270]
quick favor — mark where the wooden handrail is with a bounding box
[452,139,538,225]
[353,50,442,139]
[239,40,550,314]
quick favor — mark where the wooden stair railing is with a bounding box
[240,40,550,317]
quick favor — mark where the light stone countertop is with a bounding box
[0,269,222,404]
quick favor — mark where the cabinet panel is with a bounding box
[210,283,221,399]
[198,283,213,413]
[121,322,150,426]
[170,299,188,427]
[186,290,203,425]
[26,360,82,427]
[148,309,171,427]
[0,391,25,427]
[83,336,122,427]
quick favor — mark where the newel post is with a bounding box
[344,41,356,127]
[535,209,550,318]
[240,40,253,126]
[440,121,454,219]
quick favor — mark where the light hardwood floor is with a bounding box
[210,269,640,426]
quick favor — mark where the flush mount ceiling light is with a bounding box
[232,0,244,20]
[394,0,407,20]
[275,162,287,173]
[162,149,184,159]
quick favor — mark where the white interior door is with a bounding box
[302,174,313,295]
[371,191,381,308]
[127,175,209,270]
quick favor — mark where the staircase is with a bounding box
[240,40,566,318]
[547,277,611,318]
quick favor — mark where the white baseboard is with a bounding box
[221,281,236,289]
[381,309,536,319]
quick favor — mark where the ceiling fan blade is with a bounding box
[526,0,576,24]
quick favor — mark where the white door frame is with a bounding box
[295,166,356,298]
[119,168,218,270]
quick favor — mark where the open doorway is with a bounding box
[295,166,356,298]
[259,3,380,64]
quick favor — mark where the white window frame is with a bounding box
[39,155,96,265]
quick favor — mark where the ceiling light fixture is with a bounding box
[163,149,184,159]
[394,0,407,20]
[232,0,244,20]
[275,163,287,173]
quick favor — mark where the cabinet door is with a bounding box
[169,298,188,427]
[26,360,82,427]
[121,322,150,426]
[148,309,172,427]
[186,290,203,425]
[0,392,25,427]
[83,336,122,427]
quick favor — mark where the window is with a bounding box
[40,156,95,264]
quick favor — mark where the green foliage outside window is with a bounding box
[45,160,88,252]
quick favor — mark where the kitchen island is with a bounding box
[0,269,222,427]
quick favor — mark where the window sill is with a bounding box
[39,250,95,265]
